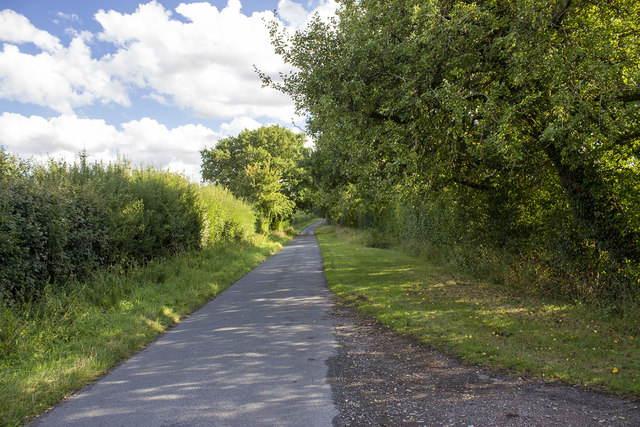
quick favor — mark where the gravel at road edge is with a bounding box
[326,301,640,426]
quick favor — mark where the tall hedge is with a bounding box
[198,184,256,245]
[0,149,255,303]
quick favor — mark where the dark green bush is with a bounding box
[0,149,255,304]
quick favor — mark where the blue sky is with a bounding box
[0,0,337,179]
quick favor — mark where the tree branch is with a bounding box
[452,177,495,192]
[367,110,409,125]
[551,0,572,28]
[464,92,491,102]
[619,87,640,102]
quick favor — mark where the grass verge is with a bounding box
[316,225,640,397]
[0,223,317,427]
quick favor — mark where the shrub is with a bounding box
[0,151,255,304]
[197,184,256,244]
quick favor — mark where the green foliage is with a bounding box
[0,150,257,304]
[0,147,318,424]
[0,230,289,426]
[290,210,318,226]
[0,159,111,301]
[201,125,309,228]
[317,225,640,396]
[265,0,640,307]
[242,161,296,230]
[198,184,256,245]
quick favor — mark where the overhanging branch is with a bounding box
[619,87,640,102]
[551,0,572,28]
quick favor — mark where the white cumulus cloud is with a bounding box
[0,9,62,51]
[0,1,341,178]
[0,112,275,181]
[94,0,296,121]
[55,12,80,23]
[0,113,119,161]
[0,1,339,122]
[218,116,264,136]
[0,35,130,114]
[277,0,339,29]
[277,0,309,28]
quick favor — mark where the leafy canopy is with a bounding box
[201,125,309,228]
[262,0,640,303]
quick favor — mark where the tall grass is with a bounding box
[198,184,256,245]
[322,188,640,315]
[0,234,289,426]
[0,147,319,425]
[317,225,640,397]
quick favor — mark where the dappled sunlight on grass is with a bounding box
[162,306,180,324]
[0,223,313,426]
[369,267,415,276]
[144,318,166,333]
[316,225,640,397]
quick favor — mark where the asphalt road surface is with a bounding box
[32,221,338,427]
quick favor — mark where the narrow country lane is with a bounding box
[31,222,337,427]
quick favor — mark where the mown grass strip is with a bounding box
[0,222,317,427]
[316,225,640,397]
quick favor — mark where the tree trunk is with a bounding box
[542,142,639,262]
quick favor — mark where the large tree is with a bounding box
[264,0,640,263]
[201,126,309,228]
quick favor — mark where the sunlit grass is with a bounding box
[0,219,321,427]
[317,225,640,397]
